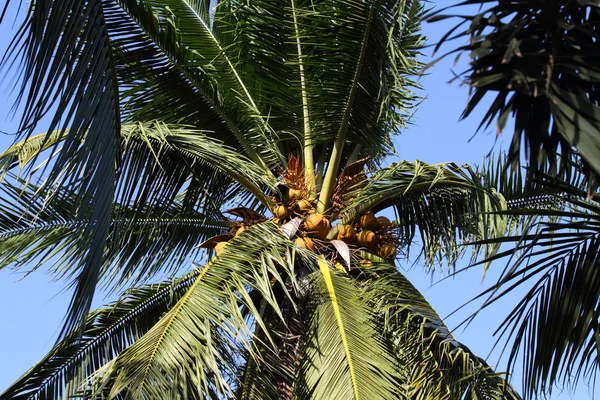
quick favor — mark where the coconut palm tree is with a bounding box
[0,1,522,399]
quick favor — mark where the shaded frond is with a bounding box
[468,193,600,398]
[429,1,600,187]
[358,255,521,400]
[1,0,126,336]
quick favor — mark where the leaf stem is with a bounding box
[316,2,375,214]
[290,0,314,195]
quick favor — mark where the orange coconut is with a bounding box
[286,188,302,203]
[273,205,289,219]
[376,216,392,230]
[359,211,377,231]
[305,214,330,238]
[296,199,312,212]
[378,242,397,259]
[337,224,357,243]
[357,230,376,248]
[295,236,315,251]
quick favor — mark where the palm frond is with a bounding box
[119,121,277,208]
[0,175,230,289]
[358,254,521,400]
[336,160,507,267]
[97,222,315,398]
[295,258,403,399]
[113,0,284,169]
[466,159,600,398]
[428,0,600,187]
[1,0,128,337]
[0,269,205,400]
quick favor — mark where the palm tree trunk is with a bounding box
[276,270,309,400]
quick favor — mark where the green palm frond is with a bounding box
[2,0,128,337]
[113,0,284,169]
[0,175,230,289]
[311,0,424,210]
[0,269,205,400]
[0,121,274,215]
[359,255,521,400]
[295,258,403,399]
[335,160,507,267]
[96,222,314,398]
[429,0,600,186]
[119,121,277,208]
[465,157,600,398]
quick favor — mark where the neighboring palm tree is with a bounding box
[428,0,600,185]
[0,1,523,399]
[427,1,600,396]
[457,153,600,399]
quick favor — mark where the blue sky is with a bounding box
[0,1,596,399]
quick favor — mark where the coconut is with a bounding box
[376,216,392,230]
[357,230,376,248]
[273,205,289,219]
[337,224,357,243]
[287,188,302,202]
[296,199,312,212]
[359,211,377,231]
[305,213,330,238]
[215,241,228,254]
[295,236,315,251]
[378,242,396,259]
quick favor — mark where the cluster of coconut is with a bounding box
[272,186,313,221]
[271,186,330,251]
[336,210,397,260]
[293,212,331,251]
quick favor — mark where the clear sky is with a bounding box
[0,1,596,399]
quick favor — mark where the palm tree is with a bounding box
[426,1,600,396]
[0,1,522,399]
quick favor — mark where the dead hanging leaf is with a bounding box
[331,158,369,217]
[331,239,351,268]
[224,207,266,222]
[340,158,369,179]
[281,217,302,239]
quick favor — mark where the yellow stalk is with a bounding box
[318,258,360,400]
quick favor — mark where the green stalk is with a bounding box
[291,0,314,195]
[317,3,375,215]
[346,144,362,166]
